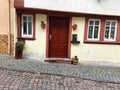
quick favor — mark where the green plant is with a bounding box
[41,21,46,29]
[15,41,24,51]
[71,56,79,65]
[41,21,45,25]
[71,56,78,60]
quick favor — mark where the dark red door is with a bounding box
[49,17,69,58]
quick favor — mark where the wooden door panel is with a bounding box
[50,27,68,36]
[49,17,69,58]
[51,37,67,44]
[49,53,67,57]
[50,46,66,53]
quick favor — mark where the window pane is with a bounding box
[89,21,94,25]
[95,21,99,25]
[22,15,33,38]
[88,19,100,40]
[23,16,27,21]
[110,27,115,39]
[23,22,27,34]
[28,22,32,34]
[111,22,115,26]
[88,26,93,38]
[104,21,117,40]
[28,16,32,21]
[104,27,109,39]
[106,21,110,26]
[94,26,98,38]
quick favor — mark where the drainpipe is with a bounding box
[8,0,11,55]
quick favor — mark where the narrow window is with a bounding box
[104,20,117,41]
[22,15,33,38]
[88,19,100,40]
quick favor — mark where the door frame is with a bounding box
[46,16,72,58]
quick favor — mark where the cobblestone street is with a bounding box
[1,55,120,90]
[1,55,120,83]
[0,69,120,90]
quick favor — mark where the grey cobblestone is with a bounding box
[1,55,120,84]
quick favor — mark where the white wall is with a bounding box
[20,16,120,62]
[25,0,120,16]
[14,13,120,62]
[23,14,47,61]
[71,17,120,62]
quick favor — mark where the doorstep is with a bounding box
[45,58,72,64]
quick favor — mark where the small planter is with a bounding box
[15,41,25,59]
[72,59,78,65]
[71,56,79,65]
[41,21,46,29]
[15,49,23,59]
[72,24,77,30]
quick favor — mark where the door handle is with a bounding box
[49,35,52,40]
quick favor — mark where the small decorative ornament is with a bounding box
[41,21,46,29]
[72,24,77,30]
[71,56,79,65]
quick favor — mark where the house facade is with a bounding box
[0,0,14,55]
[13,0,120,62]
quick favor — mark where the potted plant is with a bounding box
[41,21,46,29]
[15,41,25,59]
[72,24,77,30]
[71,56,79,65]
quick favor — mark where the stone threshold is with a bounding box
[45,58,72,64]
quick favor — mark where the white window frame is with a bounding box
[104,20,117,41]
[21,15,33,38]
[87,19,101,40]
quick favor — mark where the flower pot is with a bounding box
[71,56,79,65]
[72,24,77,30]
[72,59,78,65]
[41,24,46,29]
[15,49,23,59]
[15,41,24,59]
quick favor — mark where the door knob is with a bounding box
[49,35,52,40]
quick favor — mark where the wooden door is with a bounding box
[49,17,69,58]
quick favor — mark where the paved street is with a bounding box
[0,55,120,89]
[1,55,120,83]
[0,69,120,90]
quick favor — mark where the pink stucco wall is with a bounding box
[0,0,14,34]
[0,0,9,34]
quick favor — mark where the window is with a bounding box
[87,19,100,40]
[22,15,33,38]
[84,17,120,44]
[104,20,117,41]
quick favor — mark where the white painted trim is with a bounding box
[21,14,33,38]
[104,20,118,41]
[87,19,101,41]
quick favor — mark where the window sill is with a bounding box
[18,37,36,40]
[84,40,120,45]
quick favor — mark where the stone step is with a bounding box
[45,58,72,64]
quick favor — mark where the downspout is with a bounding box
[8,0,11,55]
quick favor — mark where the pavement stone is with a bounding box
[0,55,120,84]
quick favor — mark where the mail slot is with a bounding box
[71,34,80,44]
